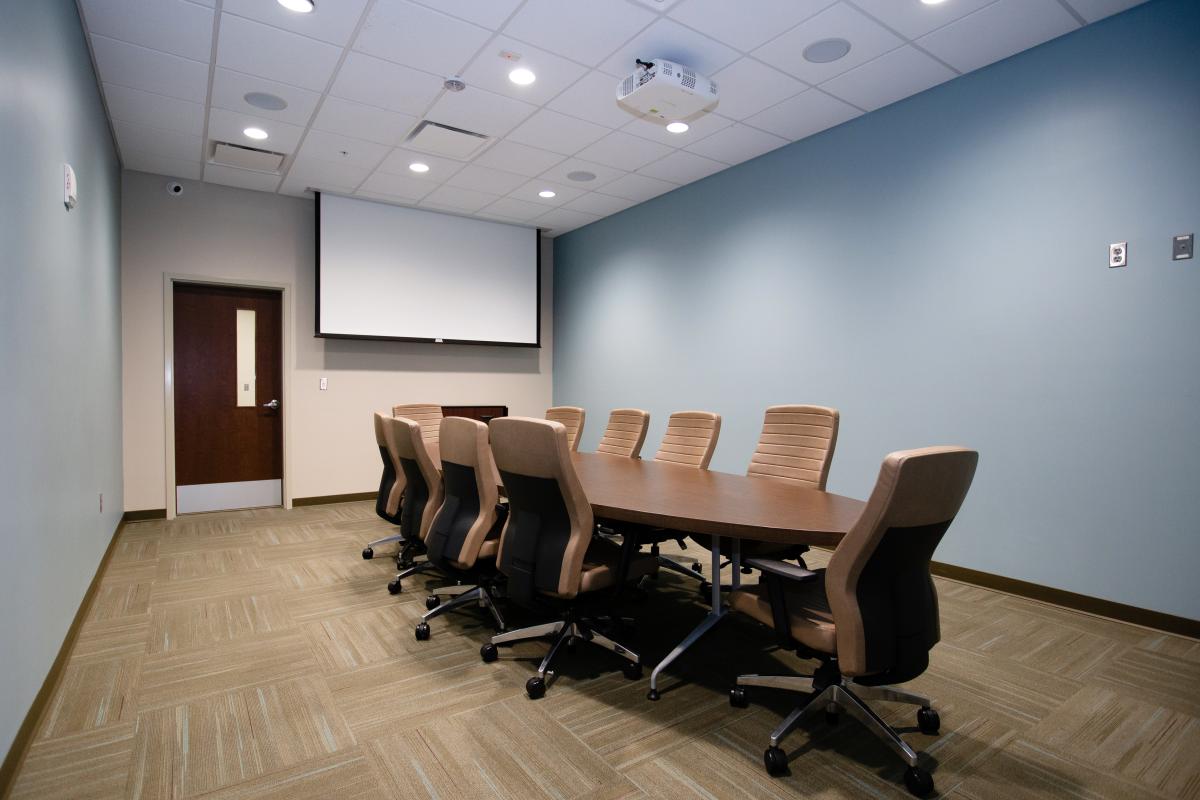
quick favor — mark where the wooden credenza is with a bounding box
[441,405,508,424]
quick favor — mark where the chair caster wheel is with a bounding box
[763,746,789,776]
[425,595,440,610]
[525,677,546,699]
[691,563,702,574]
[917,707,940,735]
[387,578,402,595]
[414,622,430,641]
[480,643,498,663]
[362,547,373,560]
[825,711,839,726]
[646,688,660,701]
[740,565,752,574]
[903,766,934,797]
[698,581,712,599]
[623,662,643,680]
[729,686,748,708]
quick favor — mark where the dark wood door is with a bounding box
[174,283,282,489]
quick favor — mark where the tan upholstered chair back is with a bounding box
[374,412,405,517]
[653,410,722,469]
[490,417,594,600]
[826,447,978,679]
[545,406,586,451]
[424,417,501,570]
[596,408,650,459]
[391,416,444,542]
[747,405,840,489]
[392,404,443,448]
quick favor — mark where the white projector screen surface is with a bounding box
[317,194,538,346]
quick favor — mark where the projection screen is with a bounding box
[316,193,539,346]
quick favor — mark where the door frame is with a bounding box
[163,273,294,519]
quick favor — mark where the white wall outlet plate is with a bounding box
[1109,241,1127,268]
[319,377,328,391]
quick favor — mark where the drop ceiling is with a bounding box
[78,0,1145,235]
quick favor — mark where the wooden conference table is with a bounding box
[569,452,865,697]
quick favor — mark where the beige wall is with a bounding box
[121,170,553,511]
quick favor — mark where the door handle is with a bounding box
[262,399,279,410]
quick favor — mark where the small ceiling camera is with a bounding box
[167,181,184,196]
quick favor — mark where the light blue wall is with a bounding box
[0,0,123,758]
[554,0,1199,620]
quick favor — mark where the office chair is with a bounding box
[392,402,443,459]
[545,406,585,451]
[728,446,978,797]
[385,416,445,595]
[595,408,650,459]
[362,412,406,561]
[414,417,507,639]
[479,417,658,699]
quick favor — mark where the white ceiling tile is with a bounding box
[472,140,566,176]
[203,163,283,192]
[331,52,444,115]
[481,197,554,221]
[503,0,657,67]
[637,149,726,183]
[355,1,492,76]
[420,185,500,212]
[210,68,321,126]
[601,172,678,202]
[445,164,530,195]
[821,45,956,111]
[190,0,214,5]
[376,147,466,181]
[216,13,342,92]
[103,83,206,136]
[753,2,904,84]
[221,0,369,46]
[743,88,860,140]
[1063,0,1148,23]
[461,36,589,106]
[506,109,611,155]
[359,170,436,200]
[121,150,203,181]
[207,107,307,153]
[534,207,600,234]
[313,97,418,146]
[511,178,586,207]
[628,0,685,10]
[668,0,834,52]
[621,111,733,147]
[408,0,524,29]
[546,72,636,129]
[80,0,214,62]
[297,129,390,169]
[563,192,636,216]
[281,157,371,196]
[917,0,1080,73]
[848,0,996,40]
[424,86,537,138]
[115,119,204,162]
[537,158,626,191]
[684,122,788,164]
[598,19,741,79]
[575,131,674,171]
[89,35,209,103]
[710,58,807,120]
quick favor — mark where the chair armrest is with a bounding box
[745,558,817,583]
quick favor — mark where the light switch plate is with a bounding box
[319,377,328,391]
[1173,233,1193,260]
[1109,241,1127,268]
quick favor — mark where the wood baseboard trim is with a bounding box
[930,561,1199,639]
[293,491,375,507]
[122,508,166,522]
[0,518,125,800]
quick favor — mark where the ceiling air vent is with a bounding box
[405,120,490,160]
[210,141,286,172]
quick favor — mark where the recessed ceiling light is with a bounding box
[244,92,288,111]
[666,121,689,134]
[409,162,430,173]
[803,38,852,64]
[566,171,596,182]
[509,67,536,86]
[277,0,314,12]
[243,127,269,140]
[538,190,556,198]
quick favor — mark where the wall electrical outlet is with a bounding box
[319,377,328,391]
[1109,241,1127,268]
[1173,233,1193,260]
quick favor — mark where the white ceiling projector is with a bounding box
[616,58,719,124]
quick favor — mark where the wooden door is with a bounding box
[173,283,282,513]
